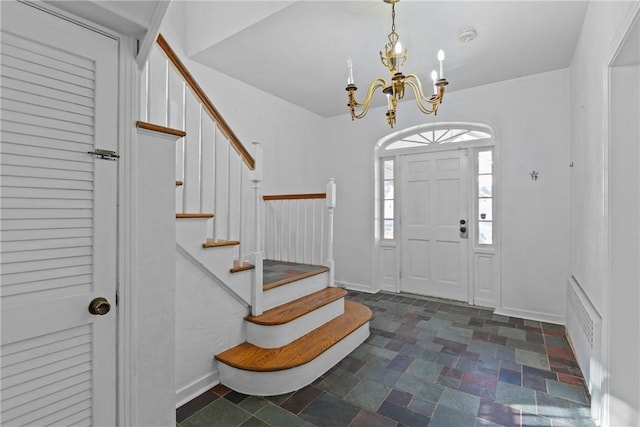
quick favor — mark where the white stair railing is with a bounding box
[262,179,336,287]
[141,34,263,314]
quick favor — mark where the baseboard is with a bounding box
[494,306,565,325]
[473,297,496,310]
[337,281,377,294]
[175,371,220,408]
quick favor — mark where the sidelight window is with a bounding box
[478,150,493,245]
[381,158,395,240]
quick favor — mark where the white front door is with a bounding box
[1,2,118,425]
[400,150,469,301]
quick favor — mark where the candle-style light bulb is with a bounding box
[437,49,445,79]
[431,70,438,95]
[347,58,354,85]
[394,41,403,72]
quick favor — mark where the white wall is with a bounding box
[569,1,640,425]
[327,69,571,323]
[162,2,328,196]
[174,251,248,406]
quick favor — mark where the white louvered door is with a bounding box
[1,2,118,425]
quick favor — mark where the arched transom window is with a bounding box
[384,126,492,151]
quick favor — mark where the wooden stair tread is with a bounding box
[203,239,240,248]
[176,213,214,219]
[245,288,347,326]
[230,263,255,273]
[215,300,371,372]
[263,266,330,291]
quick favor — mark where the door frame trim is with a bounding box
[372,121,501,309]
[602,4,640,425]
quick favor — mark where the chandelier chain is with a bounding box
[391,1,396,33]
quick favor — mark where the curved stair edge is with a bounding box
[217,322,370,396]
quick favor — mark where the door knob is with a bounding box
[460,227,467,233]
[88,297,111,315]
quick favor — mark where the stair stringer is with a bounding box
[176,218,253,304]
[217,323,370,396]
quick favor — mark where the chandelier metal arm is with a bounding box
[346,78,388,120]
[404,75,440,115]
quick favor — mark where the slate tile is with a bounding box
[336,355,366,374]
[522,374,548,393]
[211,383,232,396]
[495,381,537,414]
[478,398,522,427]
[317,368,360,397]
[299,392,360,427]
[238,396,268,414]
[499,368,522,386]
[522,365,557,380]
[345,378,391,412]
[387,353,414,373]
[349,409,397,427]
[280,386,322,414]
[516,348,550,370]
[181,398,251,427]
[546,345,576,361]
[377,401,430,426]
[224,391,249,405]
[386,388,413,407]
[176,390,219,422]
[255,403,307,427]
[546,380,589,405]
[437,387,481,415]
[548,356,583,377]
[429,404,476,427]
[238,417,270,427]
[557,373,586,388]
[407,396,436,417]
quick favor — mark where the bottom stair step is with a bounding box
[215,300,372,396]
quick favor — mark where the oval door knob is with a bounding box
[88,297,111,315]
[460,227,467,233]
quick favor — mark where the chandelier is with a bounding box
[345,0,449,128]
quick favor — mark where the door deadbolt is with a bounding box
[88,297,111,315]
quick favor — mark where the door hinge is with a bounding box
[88,149,120,160]
[115,292,119,307]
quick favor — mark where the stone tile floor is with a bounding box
[177,291,595,427]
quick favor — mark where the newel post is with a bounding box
[249,141,264,316]
[326,178,336,287]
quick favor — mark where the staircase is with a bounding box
[143,33,371,400]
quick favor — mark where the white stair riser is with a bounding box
[175,218,209,247]
[218,323,369,396]
[263,272,328,311]
[246,298,345,348]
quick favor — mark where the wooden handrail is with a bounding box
[263,193,327,201]
[136,121,186,137]
[156,34,255,170]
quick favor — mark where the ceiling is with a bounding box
[187,1,589,118]
[44,0,166,39]
[43,1,590,119]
